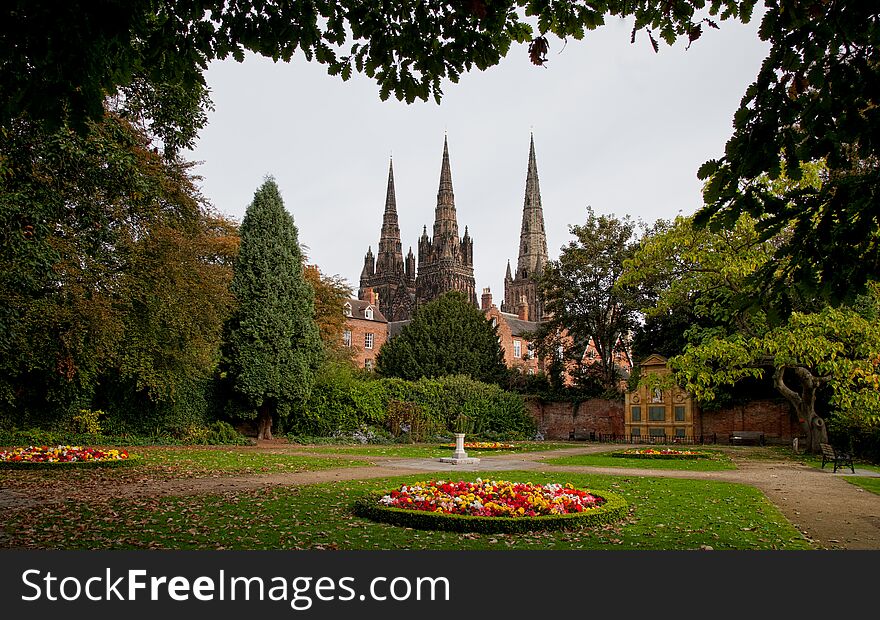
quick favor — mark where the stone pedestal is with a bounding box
[439,433,480,465]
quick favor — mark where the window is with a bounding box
[343,330,352,347]
[365,333,374,349]
[343,303,352,317]
[631,427,641,437]
[526,342,534,359]
[365,306,374,320]
[674,406,686,422]
[491,318,497,328]
[675,427,686,438]
[364,359,373,370]
[648,406,665,421]
[527,368,535,376]
[649,428,666,438]
[513,340,522,358]
[631,406,641,422]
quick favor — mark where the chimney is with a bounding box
[362,287,375,305]
[373,291,380,307]
[517,295,529,321]
[481,287,493,311]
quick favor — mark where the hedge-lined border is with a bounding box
[0,454,143,470]
[611,451,710,460]
[353,487,628,533]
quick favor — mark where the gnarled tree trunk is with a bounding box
[256,403,273,441]
[773,366,829,453]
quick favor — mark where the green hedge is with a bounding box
[353,489,628,534]
[287,365,536,440]
[0,454,143,470]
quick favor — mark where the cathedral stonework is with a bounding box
[414,137,477,308]
[360,135,546,321]
[503,134,548,323]
[358,159,417,322]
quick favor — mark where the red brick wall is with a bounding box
[526,398,624,439]
[344,317,387,370]
[694,399,800,443]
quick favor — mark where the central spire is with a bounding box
[433,136,460,244]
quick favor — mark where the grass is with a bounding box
[286,441,572,458]
[843,477,880,495]
[543,450,736,471]
[2,471,811,550]
[134,447,367,475]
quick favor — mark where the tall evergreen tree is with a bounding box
[377,292,506,384]
[223,178,323,440]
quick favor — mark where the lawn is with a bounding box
[543,450,736,471]
[286,441,572,458]
[136,447,367,475]
[844,477,880,495]
[2,471,811,550]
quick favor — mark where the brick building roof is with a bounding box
[344,299,387,323]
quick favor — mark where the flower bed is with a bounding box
[354,478,628,533]
[0,445,140,469]
[440,441,516,450]
[611,448,711,460]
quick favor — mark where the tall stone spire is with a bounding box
[360,158,415,321]
[375,158,404,275]
[503,133,548,322]
[415,136,476,307]
[432,136,460,246]
[516,133,549,279]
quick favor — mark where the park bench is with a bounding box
[569,431,595,441]
[820,442,855,474]
[729,430,765,446]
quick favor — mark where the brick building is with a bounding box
[482,288,542,374]
[342,288,387,370]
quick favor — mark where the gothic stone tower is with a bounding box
[359,158,417,321]
[503,134,549,322]
[415,137,477,307]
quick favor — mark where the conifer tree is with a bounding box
[223,178,323,439]
[377,291,506,384]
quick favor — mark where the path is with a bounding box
[2,443,879,549]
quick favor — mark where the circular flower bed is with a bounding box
[441,441,516,450]
[354,478,628,533]
[611,448,711,460]
[0,445,140,469]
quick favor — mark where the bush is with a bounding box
[353,489,628,533]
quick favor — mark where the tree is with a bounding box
[222,178,323,440]
[376,292,506,384]
[537,207,642,392]
[0,113,237,429]
[623,209,880,453]
[303,264,355,362]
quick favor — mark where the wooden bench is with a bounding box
[820,443,855,473]
[569,431,595,441]
[729,430,765,446]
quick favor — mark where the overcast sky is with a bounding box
[185,14,770,301]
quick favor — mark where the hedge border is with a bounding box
[353,487,628,533]
[0,454,143,470]
[611,451,710,460]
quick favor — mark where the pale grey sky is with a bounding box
[185,15,770,300]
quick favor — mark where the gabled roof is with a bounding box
[499,312,539,338]
[639,353,668,367]
[344,299,387,323]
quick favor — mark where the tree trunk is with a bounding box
[773,366,829,454]
[256,404,273,441]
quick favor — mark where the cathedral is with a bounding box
[359,135,547,323]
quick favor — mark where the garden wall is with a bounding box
[694,399,800,444]
[526,399,624,440]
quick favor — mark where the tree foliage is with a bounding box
[376,292,507,384]
[303,264,355,362]
[222,178,323,439]
[623,200,880,452]
[538,207,642,392]
[0,113,237,430]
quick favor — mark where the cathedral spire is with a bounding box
[376,157,404,274]
[517,132,548,279]
[433,136,460,245]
